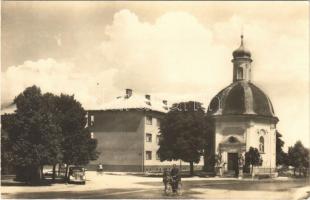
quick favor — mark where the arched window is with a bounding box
[259,136,264,153]
[237,67,243,80]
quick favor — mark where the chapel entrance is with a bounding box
[227,153,238,173]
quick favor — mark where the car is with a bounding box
[66,166,86,184]
[43,170,53,178]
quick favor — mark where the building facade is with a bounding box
[206,35,279,175]
[87,89,203,172]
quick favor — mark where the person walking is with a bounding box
[170,164,180,193]
[162,168,169,192]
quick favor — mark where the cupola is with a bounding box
[232,35,253,82]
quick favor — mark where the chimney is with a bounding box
[145,94,151,100]
[126,89,132,98]
[163,100,167,105]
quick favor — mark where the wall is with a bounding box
[87,110,145,171]
[214,117,247,171]
[246,119,276,169]
[86,109,204,172]
[214,116,276,172]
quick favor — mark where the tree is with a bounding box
[9,86,62,183]
[41,93,63,181]
[288,141,309,176]
[54,94,98,178]
[157,101,206,176]
[303,148,309,176]
[204,117,215,172]
[5,85,98,183]
[245,147,262,176]
[276,131,288,166]
[1,114,16,175]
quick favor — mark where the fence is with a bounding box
[253,167,277,174]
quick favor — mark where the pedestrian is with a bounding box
[163,168,169,191]
[170,164,179,177]
[170,164,180,193]
[97,164,103,175]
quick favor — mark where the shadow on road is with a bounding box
[2,177,309,199]
[137,178,309,192]
[3,188,203,199]
[1,177,66,187]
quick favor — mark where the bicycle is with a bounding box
[164,175,182,196]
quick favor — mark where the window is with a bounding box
[237,67,243,80]
[146,116,152,125]
[156,119,161,127]
[90,115,95,126]
[146,133,152,142]
[260,129,267,135]
[146,151,152,160]
[85,113,89,128]
[156,135,160,144]
[90,132,94,139]
[259,136,264,153]
[156,152,160,160]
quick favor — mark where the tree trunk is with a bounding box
[190,161,194,176]
[58,163,61,176]
[40,165,43,180]
[203,150,208,172]
[52,164,56,182]
[29,165,42,184]
[294,168,296,176]
[65,164,69,182]
[16,166,30,182]
[251,164,254,177]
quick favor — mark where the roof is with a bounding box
[89,90,169,113]
[232,35,252,59]
[1,90,169,114]
[1,104,16,115]
[207,81,278,120]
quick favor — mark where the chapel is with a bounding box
[206,35,278,175]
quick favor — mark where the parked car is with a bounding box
[66,166,86,184]
[43,170,53,178]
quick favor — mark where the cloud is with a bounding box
[100,10,232,95]
[1,58,118,109]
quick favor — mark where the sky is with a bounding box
[1,1,309,149]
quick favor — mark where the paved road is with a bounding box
[2,173,310,199]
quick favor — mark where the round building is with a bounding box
[206,35,278,176]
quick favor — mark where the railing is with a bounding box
[253,167,276,174]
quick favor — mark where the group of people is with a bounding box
[162,164,181,193]
[97,163,181,194]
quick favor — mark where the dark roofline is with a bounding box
[86,107,167,115]
[206,113,279,123]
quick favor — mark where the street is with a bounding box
[1,172,310,199]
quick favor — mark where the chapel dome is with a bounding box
[207,81,277,119]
